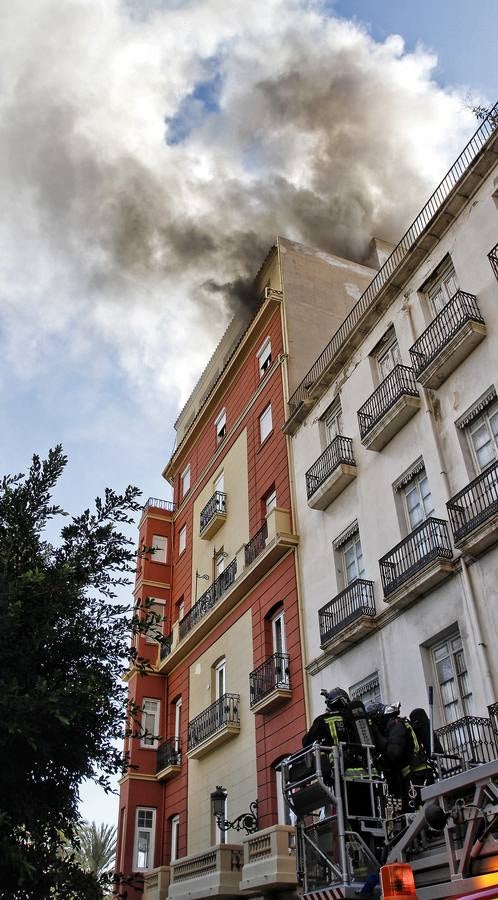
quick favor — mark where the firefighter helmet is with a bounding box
[321,687,350,710]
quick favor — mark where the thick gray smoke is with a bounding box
[0,0,476,406]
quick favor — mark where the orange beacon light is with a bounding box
[380,863,418,899]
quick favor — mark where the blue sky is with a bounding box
[0,0,495,829]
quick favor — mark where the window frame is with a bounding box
[215,409,227,445]
[275,766,296,826]
[214,657,226,700]
[151,534,167,564]
[431,632,473,725]
[401,468,434,532]
[257,337,272,377]
[425,257,460,317]
[466,400,498,473]
[341,532,365,586]
[265,487,277,516]
[174,697,182,742]
[133,807,156,871]
[178,525,187,556]
[145,598,165,645]
[181,465,191,498]
[323,397,343,444]
[350,672,381,708]
[170,814,180,863]
[140,698,160,749]
[271,609,286,656]
[259,404,273,443]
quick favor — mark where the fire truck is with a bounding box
[281,709,498,900]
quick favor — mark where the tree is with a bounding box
[0,447,156,899]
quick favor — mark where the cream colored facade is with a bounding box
[290,123,498,733]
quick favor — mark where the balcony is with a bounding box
[156,737,181,781]
[159,633,173,661]
[358,365,421,451]
[168,844,243,900]
[187,693,240,759]
[435,716,498,770]
[157,508,298,674]
[380,517,454,607]
[179,560,237,641]
[409,291,486,390]
[305,435,357,510]
[447,461,498,555]
[249,652,291,714]
[319,579,376,653]
[143,866,170,900]
[239,825,297,894]
[200,490,227,540]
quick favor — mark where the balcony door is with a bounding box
[428,262,459,316]
[432,633,473,725]
[214,658,225,701]
[272,610,289,688]
[377,339,401,381]
[174,697,182,759]
[214,472,225,511]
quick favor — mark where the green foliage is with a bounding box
[0,447,154,898]
[72,821,117,885]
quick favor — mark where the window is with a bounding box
[152,534,167,564]
[323,398,343,442]
[181,465,191,497]
[377,334,401,381]
[215,410,226,444]
[275,766,296,826]
[350,673,381,708]
[265,487,277,516]
[145,599,164,645]
[401,468,434,531]
[342,533,365,585]
[178,525,186,555]
[271,609,286,656]
[259,404,273,443]
[214,550,225,578]
[134,807,156,870]
[432,633,473,724]
[141,699,160,748]
[215,793,227,845]
[257,338,272,377]
[467,400,498,472]
[170,815,180,862]
[174,697,182,741]
[214,658,226,700]
[426,258,459,316]
[176,596,184,622]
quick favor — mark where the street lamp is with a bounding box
[210,786,259,835]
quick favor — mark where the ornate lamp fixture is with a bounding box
[210,786,259,835]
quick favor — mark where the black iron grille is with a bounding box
[436,716,497,768]
[489,242,498,280]
[200,491,227,533]
[187,693,240,750]
[447,461,498,544]
[357,365,419,440]
[305,435,355,499]
[249,652,290,707]
[156,737,181,772]
[244,520,268,567]
[409,291,484,378]
[178,559,237,640]
[380,517,452,597]
[318,579,375,646]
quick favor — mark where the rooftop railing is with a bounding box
[380,517,452,597]
[357,365,419,440]
[187,693,240,751]
[249,652,290,707]
[178,559,237,640]
[143,497,176,513]
[318,579,375,646]
[409,291,484,379]
[305,435,355,500]
[245,520,268,567]
[287,104,498,419]
[447,461,498,544]
[156,737,181,772]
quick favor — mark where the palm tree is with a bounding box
[74,821,117,878]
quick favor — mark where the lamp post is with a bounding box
[210,786,259,835]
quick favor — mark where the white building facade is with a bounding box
[286,108,498,761]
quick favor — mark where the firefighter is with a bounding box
[367,702,433,811]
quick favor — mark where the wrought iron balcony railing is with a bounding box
[156,737,181,772]
[435,715,497,769]
[380,517,453,597]
[187,693,240,751]
[357,365,419,440]
[200,491,227,534]
[143,497,176,513]
[159,633,173,661]
[409,291,484,379]
[178,559,237,640]
[244,520,268,567]
[249,652,290,707]
[318,579,375,646]
[305,435,355,500]
[489,241,498,280]
[447,461,498,544]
